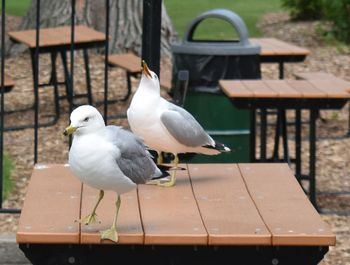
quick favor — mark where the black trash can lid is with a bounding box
[171,9,260,56]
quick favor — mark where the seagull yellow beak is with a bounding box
[142,60,152,78]
[63,125,77,136]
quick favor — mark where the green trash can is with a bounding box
[171,9,261,163]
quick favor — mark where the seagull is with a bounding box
[127,61,230,187]
[63,105,169,242]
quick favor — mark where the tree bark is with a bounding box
[7,0,176,57]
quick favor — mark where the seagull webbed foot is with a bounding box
[100,227,119,243]
[78,213,99,225]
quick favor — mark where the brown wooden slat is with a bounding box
[263,80,301,98]
[239,163,336,246]
[306,79,350,99]
[266,38,310,55]
[16,164,81,244]
[250,38,310,56]
[294,72,337,80]
[242,80,278,98]
[249,38,277,56]
[108,53,141,73]
[8,25,105,48]
[286,80,326,98]
[80,185,144,244]
[219,80,253,98]
[1,74,15,89]
[257,38,291,55]
[188,164,271,245]
[138,165,208,245]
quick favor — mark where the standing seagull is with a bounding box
[127,61,230,187]
[64,105,168,242]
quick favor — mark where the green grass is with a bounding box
[164,0,282,40]
[1,0,31,17]
[2,154,13,200]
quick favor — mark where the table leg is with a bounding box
[260,109,267,161]
[59,51,73,104]
[250,109,256,162]
[272,111,281,161]
[271,61,285,161]
[281,109,291,165]
[347,103,350,137]
[83,49,93,105]
[295,109,302,182]
[50,52,60,120]
[120,71,133,102]
[309,109,318,209]
[278,61,284,79]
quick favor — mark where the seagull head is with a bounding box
[139,60,160,94]
[63,105,105,136]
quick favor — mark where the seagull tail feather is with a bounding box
[151,164,186,180]
[203,141,231,153]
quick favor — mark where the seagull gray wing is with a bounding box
[160,103,214,147]
[106,125,161,184]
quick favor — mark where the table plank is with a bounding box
[285,80,326,98]
[80,185,144,245]
[138,165,208,245]
[239,163,336,246]
[250,38,310,56]
[188,164,271,245]
[263,80,301,98]
[108,53,141,74]
[1,74,15,89]
[306,79,350,98]
[242,80,278,98]
[219,80,252,98]
[16,164,81,244]
[8,25,106,48]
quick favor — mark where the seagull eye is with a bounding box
[83,117,89,122]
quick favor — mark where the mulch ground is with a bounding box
[1,12,350,264]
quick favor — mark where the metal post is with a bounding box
[260,109,267,161]
[34,0,41,164]
[0,0,5,208]
[281,109,290,165]
[309,109,318,209]
[295,109,302,182]
[249,109,256,162]
[142,0,162,76]
[0,0,21,213]
[69,0,76,147]
[103,0,110,123]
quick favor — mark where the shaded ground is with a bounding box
[1,12,350,264]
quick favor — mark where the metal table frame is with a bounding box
[232,97,348,212]
[19,244,329,265]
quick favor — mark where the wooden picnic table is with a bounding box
[250,38,310,79]
[17,163,334,264]
[1,74,15,92]
[8,25,106,127]
[219,79,350,210]
[108,53,172,102]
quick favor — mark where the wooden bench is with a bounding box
[17,163,335,264]
[108,53,171,101]
[8,25,106,127]
[219,79,350,211]
[1,74,15,93]
[294,71,350,135]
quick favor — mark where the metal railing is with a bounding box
[0,0,163,214]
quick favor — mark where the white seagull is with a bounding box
[127,61,230,187]
[64,105,168,242]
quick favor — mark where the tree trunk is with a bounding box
[7,0,176,57]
